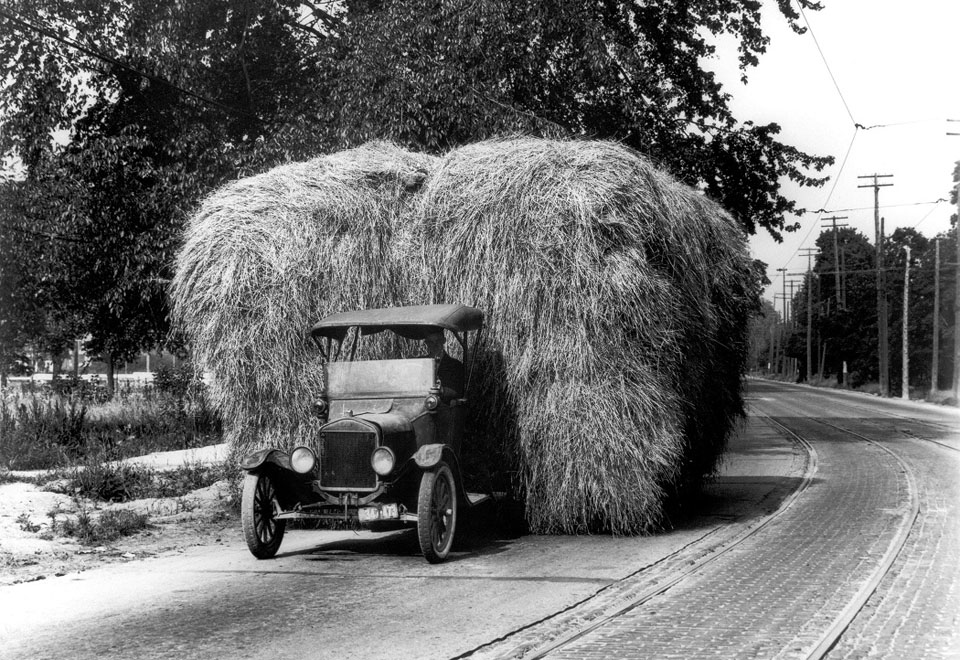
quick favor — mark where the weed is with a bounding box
[49,500,151,545]
[16,513,41,533]
[63,457,231,503]
[71,460,155,502]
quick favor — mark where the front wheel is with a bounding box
[417,462,458,563]
[241,472,286,559]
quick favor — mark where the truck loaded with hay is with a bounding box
[171,137,757,541]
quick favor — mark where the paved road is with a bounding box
[1,381,957,659]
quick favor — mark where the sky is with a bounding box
[706,0,960,308]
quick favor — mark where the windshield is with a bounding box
[326,358,436,398]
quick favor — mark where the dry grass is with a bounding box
[414,138,754,534]
[171,142,436,454]
[171,137,754,535]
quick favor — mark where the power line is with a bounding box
[911,200,948,229]
[770,127,859,293]
[813,199,948,214]
[0,6,255,119]
[797,1,857,126]
[856,118,942,130]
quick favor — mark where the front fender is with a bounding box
[239,448,292,473]
[412,444,474,508]
[413,443,455,469]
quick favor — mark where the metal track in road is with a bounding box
[754,380,959,453]
[455,415,819,660]
[765,412,921,660]
[818,398,960,454]
[464,408,920,660]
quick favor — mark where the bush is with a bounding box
[53,505,151,545]
[152,364,201,397]
[0,393,84,469]
[0,384,222,470]
[66,458,229,502]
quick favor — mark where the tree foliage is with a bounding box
[319,0,831,238]
[777,223,956,392]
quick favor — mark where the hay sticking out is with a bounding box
[416,138,753,534]
[171,142,436,453]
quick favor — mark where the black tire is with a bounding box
[241,472,286,559]
[417,462,457,563]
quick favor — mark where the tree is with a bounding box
[747,298,779,371]
[317,0,832,239]
[0,0,322,392]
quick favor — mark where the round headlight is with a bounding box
[371,447,396,476]
[291,446,317,474]
[424,394,440,410]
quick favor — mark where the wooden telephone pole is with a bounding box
[931,238,940,396]
[858,174,894,396]
[945,120,959,403]
[821,216,849,309]
[902,245,911,400]
[799,249,819,382]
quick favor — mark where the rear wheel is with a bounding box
[417,462,457,563]
[241,472,286,559]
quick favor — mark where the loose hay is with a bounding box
[171,137,754,536]
[171,142,436,454]
[415,138,754,534]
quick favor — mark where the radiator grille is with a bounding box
[320,430,377,489]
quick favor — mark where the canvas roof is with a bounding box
[311,304,483,340]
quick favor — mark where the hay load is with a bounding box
[171,136,754,536]
[171,142,436,452]
[415,138,754,534]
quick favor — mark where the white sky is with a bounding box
[706,0,959,307]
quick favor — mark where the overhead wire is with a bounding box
[768,0,872,301]
[797,2,856,126]
[814,199,947,214]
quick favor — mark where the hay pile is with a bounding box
[171,137,755,535]
[171,142,435,450]
[415,139,753,534]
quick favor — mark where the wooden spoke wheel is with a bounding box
[241,472,286,559]
[417,462,457,563]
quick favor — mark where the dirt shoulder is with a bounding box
[0,444,238,586]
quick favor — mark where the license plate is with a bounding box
[358,504,399,522]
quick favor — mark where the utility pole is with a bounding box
[931,238,940,396]
[955,178,960,401]
[944,121,959,402]
[902,245,911,400]
[821,216,849,309]
[858,174,894,396]
[775,294,787,375]
[800,249,818,382]
[777,268,788,323]
[788,280,799,329]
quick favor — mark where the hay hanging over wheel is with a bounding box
[170,142,435,455]
[415,137,754,535]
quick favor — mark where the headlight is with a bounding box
[371,447,396,476]
[313,399,329,417]
[424,394,440,410]
[291,446,317,474]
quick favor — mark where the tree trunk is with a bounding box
[51,350,65,379]
[105,351,115,398]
